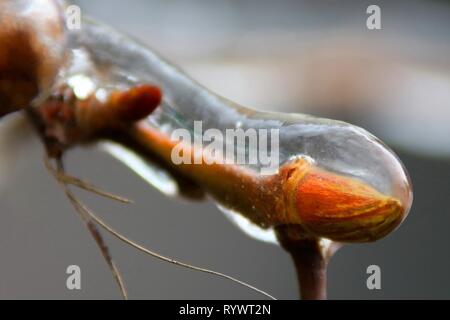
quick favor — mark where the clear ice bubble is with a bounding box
[65,19,413,243]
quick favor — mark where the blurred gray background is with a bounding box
[0,0,449,299]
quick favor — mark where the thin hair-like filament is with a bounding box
[45,156,276,300]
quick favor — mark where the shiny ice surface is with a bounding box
[66,19,413,241]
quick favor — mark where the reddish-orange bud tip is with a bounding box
[295,166,406,242]
[115,85,162,122]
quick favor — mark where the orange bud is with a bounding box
[75,84,162,134]
[294,165,406,242]
[109,85,162,122]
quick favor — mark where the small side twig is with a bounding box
[69,193,128,299]
[52,168,132,204]
[45,156,276,300]
[46,157,129,299]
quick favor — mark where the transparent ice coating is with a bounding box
[66,20,413,242]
